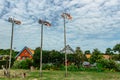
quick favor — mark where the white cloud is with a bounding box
[0,0,120,52]
[104,0,119,7]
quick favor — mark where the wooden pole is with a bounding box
[64,17,67,77]
[8,18,14,77]
[40,23,43,77]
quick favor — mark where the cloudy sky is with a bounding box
[0,0,120,52]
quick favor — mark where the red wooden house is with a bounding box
[15,46,34,60]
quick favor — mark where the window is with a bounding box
[22,57,25,60]
[25,52,27,54]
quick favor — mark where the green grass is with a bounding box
[0,70,120,80]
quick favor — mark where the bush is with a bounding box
[79,67,86,71]
[0,60,9,69]
[96,63,104,72]
[59,64,65,71]
[42,63,54,70]
[12,59,33,69]
[115,63,120,72]
[67,64,78,71]
[97,59,117,71]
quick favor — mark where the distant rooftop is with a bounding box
[60,45,74,54]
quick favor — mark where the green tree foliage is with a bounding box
[50,50,64,67]
[105,48,113,55]
[90,48,103,64]
[42,50,51,63]
[33,47,51,67]
[0,60,8,69]
[84,50,91,54]
[12,59,33,69]
[82,54,88,61]
[112,54,120,61]
[0,49,18,58]
[97,59,118,71]
[74,47,84,68]
[32,47,40,67]
[113,43,120,53]
[33,47,64,68]
[0,49,16,68]
[67,54,75,63]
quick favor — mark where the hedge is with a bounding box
[0,60,9,69]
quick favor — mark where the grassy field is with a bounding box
[0,70,120,80]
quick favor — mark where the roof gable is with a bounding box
[15,46,34,58]
[60,45,75,54]
[28,48,34,54]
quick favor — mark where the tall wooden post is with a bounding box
[8,17,21,77]
[8,18,14,77]
[61,13,72,77]
[38,19,51,78]
[64,17,68,77]
[40,23,43,77]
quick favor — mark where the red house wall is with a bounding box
[16,49,32,60]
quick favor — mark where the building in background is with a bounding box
[15,46,34,60]
[60,45,74,54]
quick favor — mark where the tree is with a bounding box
[50,50,64,67]
[112,54,120,61]
[33,47,51,67]
[105,48,113,55]
[0,49,17,68]
[84,50,91,54]
[113,43,120,53]
[74,47,84,68]
[33,47,41,67]
[90,48,103,64]
[0,49,18,58]
[67,54,75,64]
[33,47,64,68]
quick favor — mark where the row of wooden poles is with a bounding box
[8,13,72,78]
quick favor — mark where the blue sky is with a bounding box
[0,0,120,52]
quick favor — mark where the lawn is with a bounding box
[0,70,120,80]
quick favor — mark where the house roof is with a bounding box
[15,46,34,58]
[103,54,111,59]
[85,54,111,59]
[60,45,75,54]
[28,48,34,54]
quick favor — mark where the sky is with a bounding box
[0,0,120,53]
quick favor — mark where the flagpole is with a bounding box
[40,23,43,77]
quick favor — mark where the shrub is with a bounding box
[116,64,120,72]
[59,64,65,71]
[42,63,54,70]
[96,63,104,72]
[12,59,33,69]
[97,59,117,71]
[12,60,21,69]
[0,60,8,69]
[67,64,78,71]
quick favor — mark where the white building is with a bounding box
[60,45,74,54]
